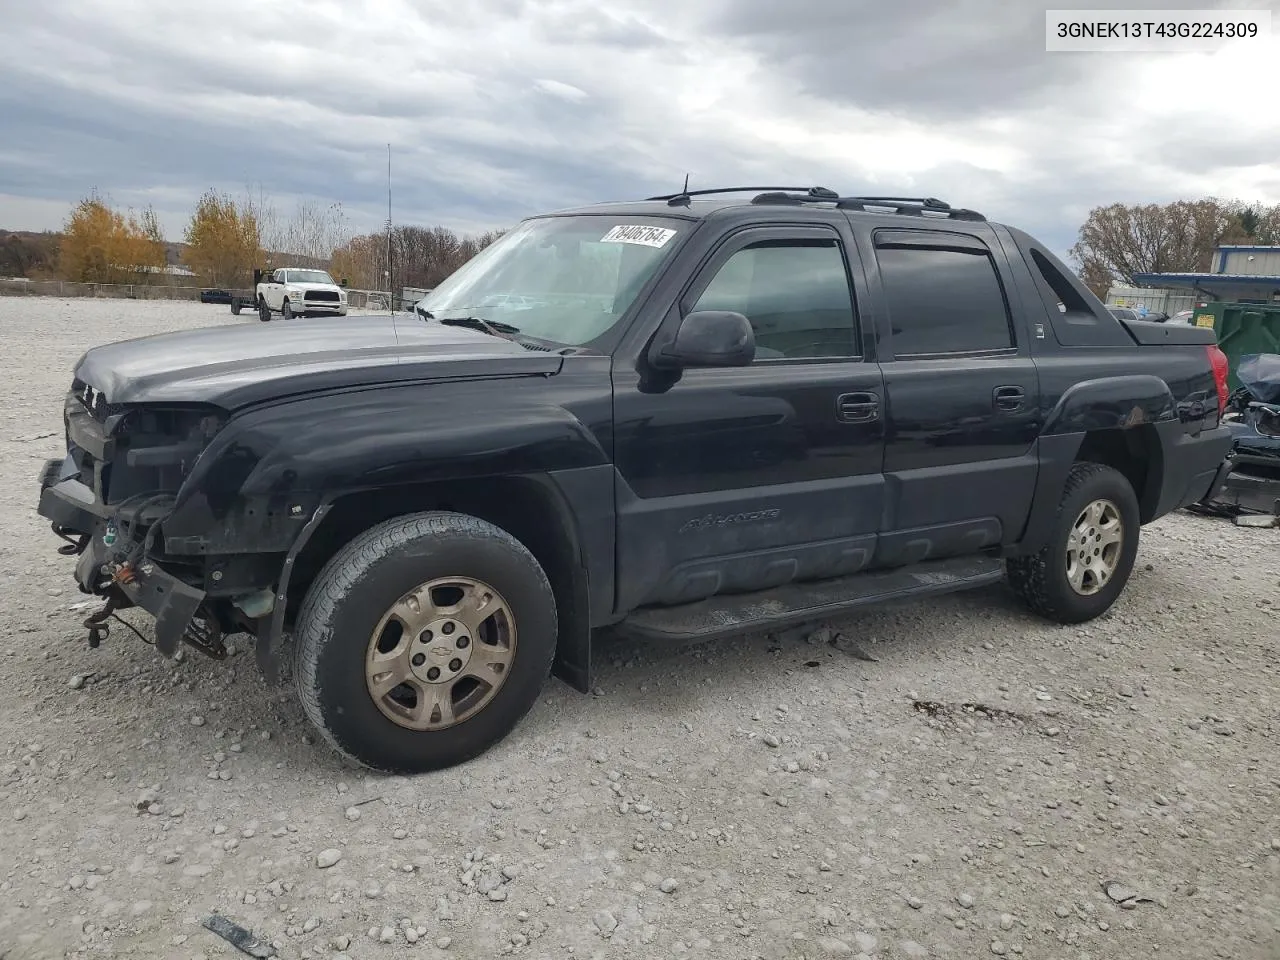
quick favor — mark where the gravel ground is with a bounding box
[1,296,1277,960]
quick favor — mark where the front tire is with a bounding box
[1006,462,1140,624]
[293,511,557,774]
[281,300,293,320]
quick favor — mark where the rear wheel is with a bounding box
[231,300,242,315]
[293,511,557,773]
[1006,462,1140,624]
[258,297,271,322]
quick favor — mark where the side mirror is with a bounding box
[339,278,349,288]
[653,310,755,369]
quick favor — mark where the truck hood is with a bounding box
[73,314,561,410]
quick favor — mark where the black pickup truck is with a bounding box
[36,187,1234,773]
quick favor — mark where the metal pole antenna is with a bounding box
[386,143,393,314]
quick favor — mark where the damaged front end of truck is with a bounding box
[36,378,303,674]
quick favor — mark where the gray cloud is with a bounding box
[706,0,1264,118]
[707,0,1083,118]
[0,0,1277,263]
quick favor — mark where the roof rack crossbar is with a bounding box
[841,196,951,209]
[645,186,838,206]
[748,190,986,221]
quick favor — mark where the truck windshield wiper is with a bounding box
[436,315,523,337]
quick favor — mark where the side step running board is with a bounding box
[617,555,1005,643]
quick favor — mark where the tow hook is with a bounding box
[81,562,137,648]
[83,595,119,649]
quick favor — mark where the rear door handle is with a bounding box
[993,385,1025,412]
[837,392,880,423]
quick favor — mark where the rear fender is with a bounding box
[1014,376,1177,554]
[1041,375,1177,435]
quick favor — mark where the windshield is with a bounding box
[415,215,691,345]
[287,270,335,284]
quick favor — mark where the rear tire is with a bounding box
[258,297,271,322]
[293,511,557,774]
[1006,462,1140,624]
[231,300,242,315]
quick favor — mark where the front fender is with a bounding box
[160,382,609,554]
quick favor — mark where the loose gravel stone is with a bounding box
[0,298,1273,960]
[593,910,618,935]
[316,849,342,869]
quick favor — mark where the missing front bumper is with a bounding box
[37,458,206,656]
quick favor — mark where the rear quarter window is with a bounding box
[1005,230,1133,347]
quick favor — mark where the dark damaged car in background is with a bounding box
[1199,352,1280,519]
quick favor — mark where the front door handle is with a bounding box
[993,385,1025,412]
[837,392,880,423]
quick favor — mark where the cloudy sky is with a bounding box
[1,0,1278,260]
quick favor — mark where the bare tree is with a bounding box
[331,225,505,291]
[242,185,351,266]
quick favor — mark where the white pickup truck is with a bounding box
[255,267,348,321]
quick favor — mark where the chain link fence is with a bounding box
[0,278,407,310]
[0,278,415,315]
[0,278,204,300]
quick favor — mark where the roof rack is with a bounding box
[639,185,986,221]
[749,191,986,221]
[645,186,839,207]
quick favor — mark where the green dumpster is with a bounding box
[1189,302,1280,392]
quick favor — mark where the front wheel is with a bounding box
[293,511,557,773]
[1006,462,1140,624]
[281,300,293,320]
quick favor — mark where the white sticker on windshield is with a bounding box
[600,224,677,248]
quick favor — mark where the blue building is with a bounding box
[1132,244,1280,304]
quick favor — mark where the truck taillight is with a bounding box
[1206,345,1229,415]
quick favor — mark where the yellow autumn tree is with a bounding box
[59,193,168,284]
[184,189,262,288]
[330,234,381,289]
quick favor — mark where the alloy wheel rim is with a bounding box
[364,576,516,731]
[1065,498,1123,596]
